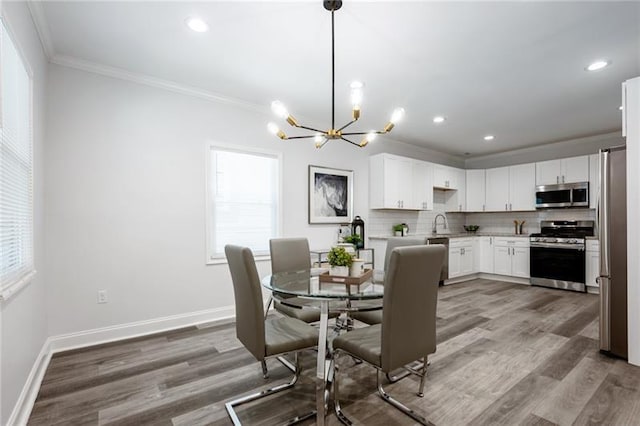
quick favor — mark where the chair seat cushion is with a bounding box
[332,324,382,368]
[274,300,339,323]
[350,310,382,325]
[265,317,319,356]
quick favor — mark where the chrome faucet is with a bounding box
[432,214,449,234]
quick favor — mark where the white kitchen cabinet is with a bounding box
[478,236,494,273]
[466,169,486,212]
[445,168,466,212]
[508,163,536,211]
[586,239,600,290]
[536,156,589,185]
[433,164,461,190]
[485,164,535,212]
[493,237,530,278]
[589,153,599,209]
[449,238,474,278]
[412,160,433,210]
[485,167,510,211]
[369,154,417,209]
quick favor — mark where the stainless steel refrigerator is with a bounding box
[599,146,628,359]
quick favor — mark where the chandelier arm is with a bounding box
[297,125,326,133]
[337,120,357,132]
[341,130,386,136]
[340,136,361,147]
[283,135,318,140]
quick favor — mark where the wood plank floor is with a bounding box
[28,279,640,425]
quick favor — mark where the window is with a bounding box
[206,145,281,262]
[0,19,35,299]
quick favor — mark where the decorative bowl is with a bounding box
[464,225,480,233]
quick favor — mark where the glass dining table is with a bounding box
[261,269,384,425]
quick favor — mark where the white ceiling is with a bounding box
[32,1,640,157]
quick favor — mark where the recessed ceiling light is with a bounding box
[483,135,495,141]
[585,60,611,72]
[433,116,446,124]
[186,17,209,33]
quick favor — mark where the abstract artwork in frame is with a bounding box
[308,165,353,224]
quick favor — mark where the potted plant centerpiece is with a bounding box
[327,246,353,277]
[342,234,362,249]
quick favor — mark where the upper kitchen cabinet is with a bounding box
[433,164,461,190]
[536,156,589,185]
[445,167,466,212]
[412,160,434,210]
[485,164,535,211]
[369,153,432,210]
[466,169,486,212]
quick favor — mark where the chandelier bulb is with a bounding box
[315,137,329,149]
[390,107,405,124]
[360,131,376,147]
[271,100,289,119]
[267,122,287,140]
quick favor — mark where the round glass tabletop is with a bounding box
[261,269,384,301]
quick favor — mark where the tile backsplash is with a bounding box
[367,191,595,237]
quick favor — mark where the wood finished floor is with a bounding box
[28,279,640,426]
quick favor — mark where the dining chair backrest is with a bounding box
[270,238,311,273]
[225,245,266,361]
[381,244,445,372]
[383,237,427,273]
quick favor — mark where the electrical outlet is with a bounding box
[97,290,108,304]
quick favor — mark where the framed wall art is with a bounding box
[308,165,353,224]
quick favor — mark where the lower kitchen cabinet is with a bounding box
[478,236,494,273]
[493,237,530,278]
[586,239,600,290]
[449,238,474,278]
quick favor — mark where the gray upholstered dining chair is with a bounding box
[224,245,318,425]
[350,236,427,326]
[269,237,339,323]
[332,245,445,426]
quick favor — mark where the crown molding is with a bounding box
[50,53,269,114]
[26,0,55,60]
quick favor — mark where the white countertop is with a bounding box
[368,232,529,240]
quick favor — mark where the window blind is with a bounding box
[207,147,280,261]
[0,19,35,298]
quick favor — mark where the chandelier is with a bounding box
[267,0,405,149]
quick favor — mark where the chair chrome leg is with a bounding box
[226,353,316,425]
[261,360,269,379]
[333,352,354,425]
[418,356,428,397]
[377,370,434,426]
[264,296,273,319]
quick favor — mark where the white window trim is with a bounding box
[205,142,283,265]
[0,15,37,301]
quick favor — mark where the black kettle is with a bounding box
[351,216,365,249]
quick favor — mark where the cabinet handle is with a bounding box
[509,203,512,210]
[483,204,485,211]
[505,203,508,211]
[562,175,566,183]
[459,204,462,211]
[557,176,559,184]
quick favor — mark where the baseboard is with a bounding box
[7,304,237,425]
[7,339,52,426]
[48,305,236,353]
[587,286,600,295]
[445,273,531,286]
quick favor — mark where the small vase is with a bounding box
[350,259,365,277]
[330,266,349,277]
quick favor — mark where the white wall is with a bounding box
[44,63,463,337]
[0,2,48,424]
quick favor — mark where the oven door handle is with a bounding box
[530,242,585,250]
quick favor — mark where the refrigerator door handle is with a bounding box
[599,150,610,278]
[599,275,611,351]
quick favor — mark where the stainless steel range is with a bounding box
[529,220,595,292]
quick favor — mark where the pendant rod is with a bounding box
[331,8,335,131]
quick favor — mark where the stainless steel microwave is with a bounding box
[535,182,589,209]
